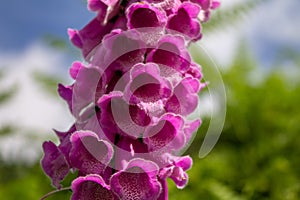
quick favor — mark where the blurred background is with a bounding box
[0,0,299,199]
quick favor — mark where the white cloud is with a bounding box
[199,0,300,68]
[247,0,300,45]
[0,42,74,164]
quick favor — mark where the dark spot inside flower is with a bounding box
[106,70,124,93]
[131,73,162,102]
[115,70,123,77]
[114,134,121,145]
[168,8,190,34]
[95,106,100,112]
[121,0,129,7]
[147,120,176,150]
[129,104,151,126]
[76,180,114,200]
[130,8,160,28]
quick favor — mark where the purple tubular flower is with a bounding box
[159,155,192,189]
[41,0,220,197]
[71,174,118,200]
[183,119,201,143]
[110,158,162,200]
[144,113,184,152]
[92,29,146,93]
[148,0,181,15]
[147,35,191,76]
[190,0,220,10]
[157,178,168,200]
[41,141,70,189]
[190,0,221,22]
[69,131,114,175]
[58,83,73,112]
[87,0,107,12]
[165,77,200,115]
[54,125,76,165]
[185,62,203,79]
[167,2,202,41]
[127,2,167,29]
[71,64,106,118]
[97,91,150,140]
[69,61,84,80]
[68,16,114,59]
[88,0,119,12]
[125,62,172,104]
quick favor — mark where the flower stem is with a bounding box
[40,187,71,200]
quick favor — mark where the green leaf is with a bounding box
[202,0,269,33]
[0,84,18,104]
[32,71,62,96]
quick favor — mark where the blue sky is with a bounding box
[0,0,93,51]
[0,0,299,66]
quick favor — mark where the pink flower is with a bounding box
[41,0,220,199]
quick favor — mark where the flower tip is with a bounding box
[211,0,221,9]
[67,28,83,48]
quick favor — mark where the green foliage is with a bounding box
[168,45,300,199]
[0,70,18,104]
[32,71,62,96]
[0,125,16,136]
[0,84,18,104]
[0,161,72,200]
[43,35,68,50]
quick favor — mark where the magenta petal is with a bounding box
[68,16,114,59]
[184,119,201,142]
[100,0,119,6]
[127,2,167,29]
[172,155,193,171]
[211,0,221,9]
[144,113,184,151]
[68,28,83,48]
[159,155,192,189]
[97,91,123,139]
[149,0,181,14]
[165,77,200,115]
[69,61,84,80]
[71,174,117,200]
[147,35,191,75]
[110,158,162,200]
[157,178,168,200]
[92,29,146,93]
[54,125,76,165]
[72,65,105,118]
[169,155,193,188]
[98,91,149,139]
[69,131,114,175]
[169,167,189,189]
[87,0,107,12]
[125,63,172,104]
[113,135,149,170]
[185,62,203,79]
[41,141,69,189]
[58,83,73,112]
[167,2,202,41]
[191,0,211,10]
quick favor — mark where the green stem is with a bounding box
[40,187,71,200]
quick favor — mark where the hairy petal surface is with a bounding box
[69,131,114,175]
[111,158,162,200]
[71,174,117,200]
[41,141,69,189]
